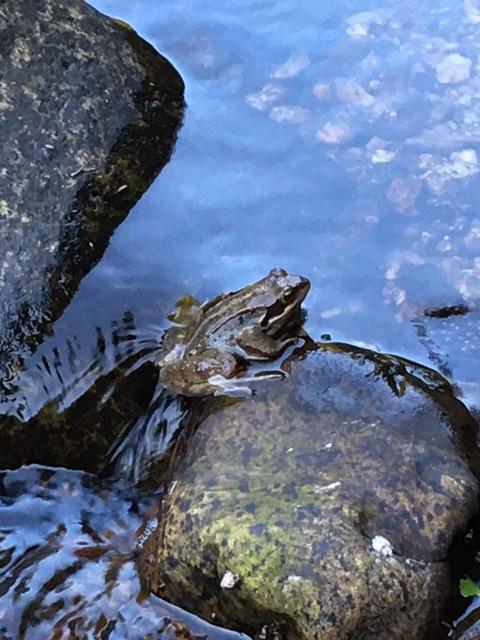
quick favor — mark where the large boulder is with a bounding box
[0,0,184,391]
[140,343,480,640]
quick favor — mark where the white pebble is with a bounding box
[372,535,393,556]
[220,570,240,589]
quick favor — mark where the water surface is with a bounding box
[0,466,248,639]
[12,0,480,415]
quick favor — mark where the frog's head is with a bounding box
[257,267,310,337]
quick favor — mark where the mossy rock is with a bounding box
[140,343,479,639]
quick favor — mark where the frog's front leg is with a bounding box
[236,325,296,360]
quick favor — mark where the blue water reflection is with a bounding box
[18,0,480,410]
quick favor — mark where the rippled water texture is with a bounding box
[0,466,247,639]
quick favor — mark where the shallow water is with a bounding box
[0,466,249,639]
[8,0,480,416]
[2,0,480,636]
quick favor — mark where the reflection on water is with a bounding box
[81,0,480,405]
[0,466,249,640]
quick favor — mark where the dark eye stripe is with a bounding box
[261,299,287,326]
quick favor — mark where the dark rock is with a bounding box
[140,343,480,640]
[0,0,184,390]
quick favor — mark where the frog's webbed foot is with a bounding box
[208,374,256,397]
[209,369,288,398]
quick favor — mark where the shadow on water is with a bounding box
[0,306,206,482]
[0,312,162,472]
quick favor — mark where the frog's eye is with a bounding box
[270,267,288,278]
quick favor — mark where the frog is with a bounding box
[155,268,310,396]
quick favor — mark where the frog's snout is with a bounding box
[269,267,311,296]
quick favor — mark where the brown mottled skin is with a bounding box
[156,268,310,396]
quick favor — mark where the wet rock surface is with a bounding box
[141,343,480,640]
[0,0,184,392]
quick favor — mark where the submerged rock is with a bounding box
[140,343,479,640]
[0,0,184,392]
